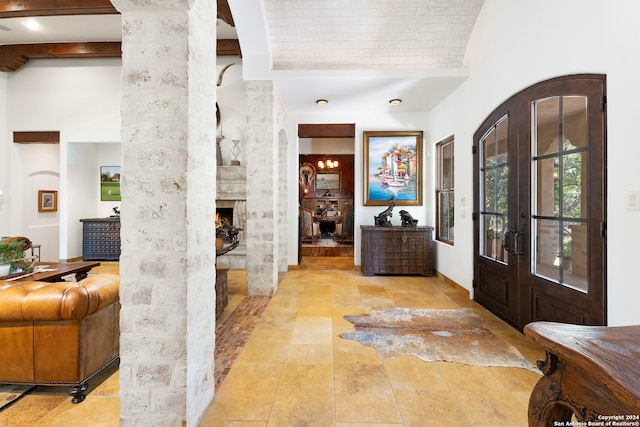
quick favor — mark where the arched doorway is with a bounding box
[473,74,607,329]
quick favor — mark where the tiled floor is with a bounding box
[201,259,544,427]
[0,258,544,426]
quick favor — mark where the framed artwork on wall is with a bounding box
[38,190,58,212]
[100,166,121,201]
[315,172,341,191]
[364,130,423,206]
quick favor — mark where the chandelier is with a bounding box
[317,157,338,169]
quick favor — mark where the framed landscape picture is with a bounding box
[364,130,423,206]
[315,172,341,191]
[100,166,121,201]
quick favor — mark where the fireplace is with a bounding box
[215,201,246,242]
[216,166,247,269]
[216,208,234,228]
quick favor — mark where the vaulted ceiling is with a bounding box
[262,0,484,71]
[0,0,487,114]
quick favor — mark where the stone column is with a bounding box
[277,128,288,272]
[246,81,278,295]
[111,0,217,425]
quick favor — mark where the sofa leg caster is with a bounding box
[69,383,88,404]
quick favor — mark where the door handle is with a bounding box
[503,230,511,253]
[504,230,518,254]
[514,223,525,259]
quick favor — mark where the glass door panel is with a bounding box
[532,96,588,292]
[480,117,509,263]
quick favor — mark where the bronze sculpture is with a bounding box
[399,210,418,227]
[374,196,395,227]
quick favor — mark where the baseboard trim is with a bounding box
[436,271,469,295]
[62,256,83,262]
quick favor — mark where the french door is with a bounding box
[473,75,607,329]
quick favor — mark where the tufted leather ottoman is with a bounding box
[0,274,120,403]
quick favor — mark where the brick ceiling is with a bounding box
[263,0,485,70]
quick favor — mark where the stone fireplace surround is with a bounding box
[216,166,247,269]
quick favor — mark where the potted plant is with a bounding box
[0,241,28,276]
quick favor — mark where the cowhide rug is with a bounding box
[340,307,537,371]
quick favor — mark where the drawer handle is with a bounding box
[390,230,408,244]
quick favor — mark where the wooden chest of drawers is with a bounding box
[361,225,433,276]
[80,218,121,261]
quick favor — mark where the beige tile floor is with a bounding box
[0,258,544,426]
[201,259,545,427]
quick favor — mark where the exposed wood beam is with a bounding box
[0,0,237,24]
[298,124,356,139]
[217,39,241,57]
[0,0,117,18]
[0,40,239,72]
[217,0,234,26]
[13,131,60,144]
[0,0,239,70]
[0,42,122,72]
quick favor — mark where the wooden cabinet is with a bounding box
[361,225,433,276]
[80,218,121,261]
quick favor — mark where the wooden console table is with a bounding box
[524,322,640,426]
[5,262,100,283]
[360,225,433,276]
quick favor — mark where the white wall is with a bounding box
[4,58,122,260]
[17,144,60,261]
[428,0,640,326]
[0,73,8,231]
[217,56,247,166]
[300,137,355,155]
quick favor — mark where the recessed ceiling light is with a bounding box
[24,19,42,31]
[389,99,402,105]
[315,99,328,105]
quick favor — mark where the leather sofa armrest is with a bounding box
[0,274,119,321]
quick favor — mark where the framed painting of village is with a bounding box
[363,130,423,206]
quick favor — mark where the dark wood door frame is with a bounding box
[473,74,607,330]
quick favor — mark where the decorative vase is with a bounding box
[230,139,241,166]
[0,263,10,277]
[216,142,223,166]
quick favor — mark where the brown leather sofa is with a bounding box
[0,274,120,403]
